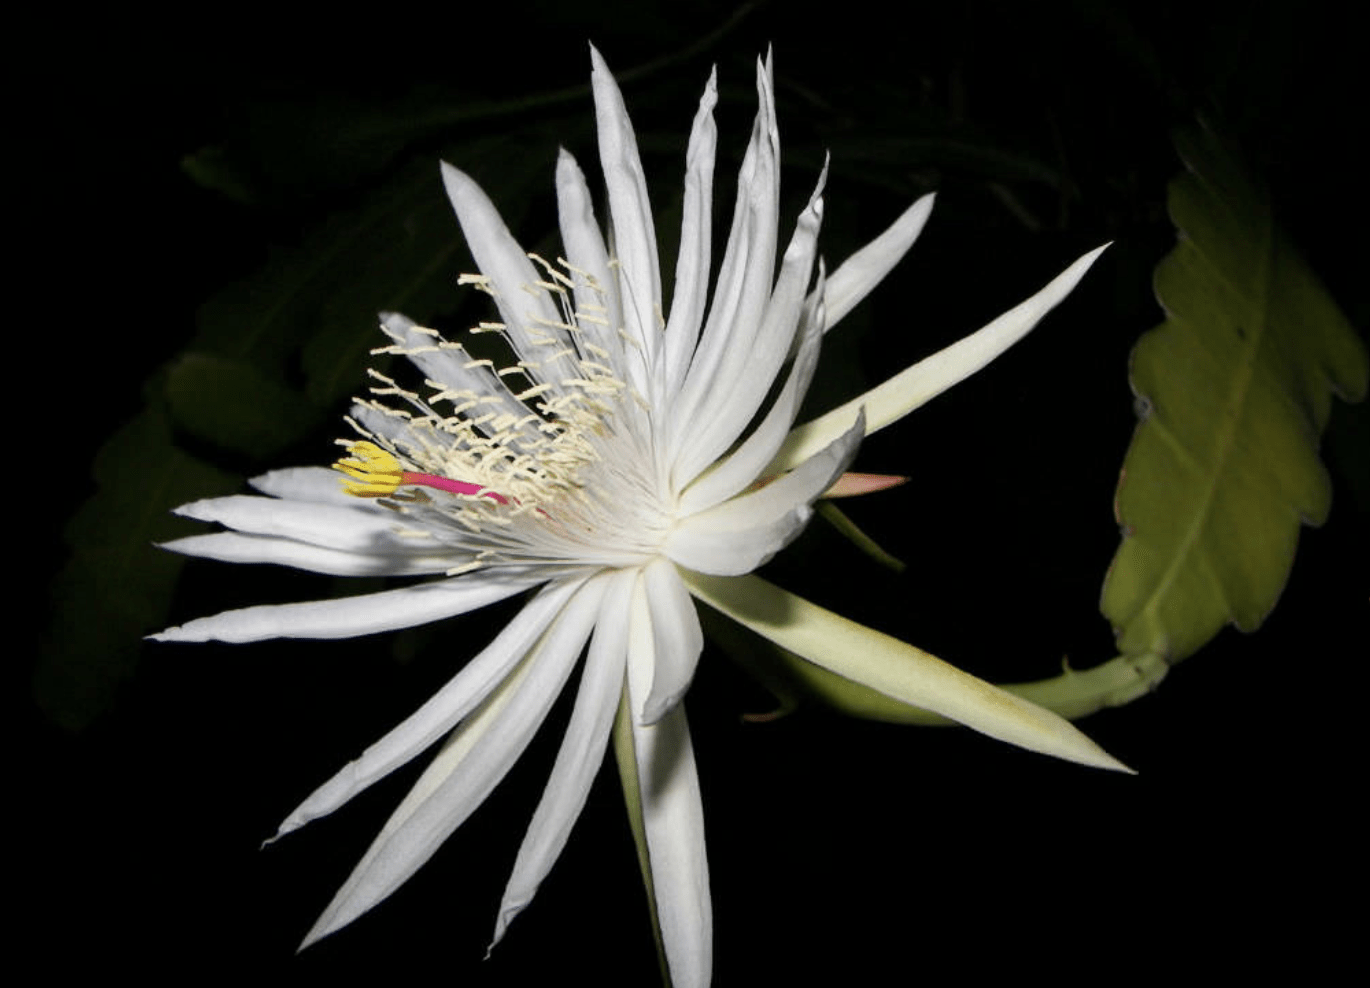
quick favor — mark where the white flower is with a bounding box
[153,47,1124,987]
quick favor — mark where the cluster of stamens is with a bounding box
[331,256,670,574]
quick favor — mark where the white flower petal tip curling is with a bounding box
[152,45,1120,983]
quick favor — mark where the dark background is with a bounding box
[26,1,1364,982]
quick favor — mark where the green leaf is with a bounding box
[1101,125,1368,662]
[165,353,325,456]
[611,688,672,987]
[35,409,238,730]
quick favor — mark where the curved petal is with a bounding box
[676,262,827,516]
[666,411,864,576]
[555,149,625,370]
[662,67,719,398]
[669,56,779,460]
[249,467,358,505]
[301,575,609,948]
[174,494,442,554]
[274,578,588,839]
[149,570,541,643]
[159,532,454,577]
[771,244,1109,473]
[440,163,579,392]
[489,570,635,948]
[673,164,826,488]
[683,571,1133,774]
[590,46,662,376]
[821,193,935,332]
[635,557,704,724]
[623,695,710,988]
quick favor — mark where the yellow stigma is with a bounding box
[334,441,404,497]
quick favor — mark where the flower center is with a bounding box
[332,260,676,572]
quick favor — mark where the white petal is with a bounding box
[673,165,825,487]
[249,467,357,505]
[683,572,1133,774]
[301,576,609,948]
[771,245,1109,473]
[676,263,827,516]
[555,149,626,370]
[821,193,935,331]
[624,696,710,988]
[273,578,588,839]
[159,531,452,577]
[590,46,662,374]
[670,57,780,460]
[662,67,719,398]
[666,411,864,576]
[174,494,441,554]
[636,558,705,724]
[440,162,579,391]
[150,570,541,643]
[489,570,635,948]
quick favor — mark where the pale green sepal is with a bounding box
[768,244,1109,474]
[815,501,906,572]
[612,686,672,987]
[733,633,1168,724]
[683,572,1133,773]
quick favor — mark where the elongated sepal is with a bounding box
[683,572,1133,773]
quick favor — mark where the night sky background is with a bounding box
[26,1,1365,982]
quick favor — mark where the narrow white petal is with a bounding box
[676,264,827,516]
[150,571,541,643]
[673,165,825,487]
[159,532,453,577]
[174,494,442,554]
[670,57,779,460]
[590,46,662,373]
[637,558,705,724]
[489,571,635,948]
[301,576,608,948]
[771,245,1109,473]
[821,193,935,331]
[440,162,578,390]
[626,697,711,988]
[683,572,1133,774]
[666,411,864,576]
[249,467,356,505]
[275,579,587,838]
[555,149,626,369]
[662,67,719,397]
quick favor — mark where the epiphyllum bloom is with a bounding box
[155,49,1124,985]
